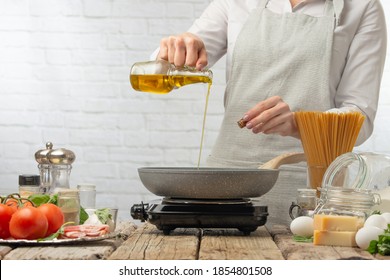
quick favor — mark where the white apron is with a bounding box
[207,0,344,226]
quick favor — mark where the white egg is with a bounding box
[290,216,314,237]
[355,226,384,250]
[364,214,388,229]
[380,212,390,224]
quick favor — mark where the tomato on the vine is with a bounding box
[5,197,33,209]
[38,204,64,236]
[0,204,16,239]
[9,207,48,239]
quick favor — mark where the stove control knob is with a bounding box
[131,202,148,222]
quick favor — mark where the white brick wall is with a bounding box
[0,0,389,222]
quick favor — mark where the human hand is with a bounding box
[157,32,208,70]
[240,96,300,138]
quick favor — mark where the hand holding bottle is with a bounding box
[157,32,208,71]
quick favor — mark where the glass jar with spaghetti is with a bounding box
[294,111,365,196]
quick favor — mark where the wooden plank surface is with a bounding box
[109,223,200,260]
[2,222,137,260]
[0,245,13,260]
[199,226,284,260]
[2,222,389,260]
[269,225,378,260]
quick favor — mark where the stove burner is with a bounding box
[131,198,268,235]
[162,197,251,205]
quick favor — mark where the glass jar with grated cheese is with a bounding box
[315,188,380,223]
[314,151,390,220]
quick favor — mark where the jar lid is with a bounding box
[321,152,368,191]
[297,188,317,195]
[47,148,76,165]
[57,188,79,195]
[19,174,41,186]
[34,142,54,164]
[77,184,96,191]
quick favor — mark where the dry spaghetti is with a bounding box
[295,111,365,192]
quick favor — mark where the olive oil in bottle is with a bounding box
[130,60,213,94]
[131,74,212,94]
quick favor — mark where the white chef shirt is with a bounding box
[186,0,387,145]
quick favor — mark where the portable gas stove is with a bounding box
[131,198,268,235]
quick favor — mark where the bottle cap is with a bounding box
[19,174,41,186]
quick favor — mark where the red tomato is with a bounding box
[6,198,33,209]
[5,198,19,210]
[38,204,65,236]
[9,207,48,240]
[0,204,16,239]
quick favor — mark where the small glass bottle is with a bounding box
[77,184,96,209]
[289,188,317,219]
[58,189,80,225]
[130,60,213,94]
[19,174,41,198]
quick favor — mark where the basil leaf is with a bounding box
[28,194,51,206]
[367,240,379,254]
[79,206,89,225]
[95,208,112,224]
[367,224,390,255]
[378,243,390,255]
[293,235,313,243]
[48,193,58,205]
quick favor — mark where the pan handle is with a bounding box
[259,152,306,169]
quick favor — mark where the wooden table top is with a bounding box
[1,222,388,260]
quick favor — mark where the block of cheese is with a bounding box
[314,214,363,231]
[313,230,357,247]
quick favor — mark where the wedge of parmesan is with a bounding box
[313,230,357,247]
[314,214,363,232]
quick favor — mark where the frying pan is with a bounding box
[138,152,306,199]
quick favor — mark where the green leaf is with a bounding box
[27,193,59,207]
[293,235,313,243]
[367,223,390,255]
[79,207,89,225]
[28,194,51,206]
[367,240,379,254]
[48,194,58,205]
[95,208,112,224]
[378,243,390,255]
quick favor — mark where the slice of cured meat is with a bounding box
[62,224,110,239]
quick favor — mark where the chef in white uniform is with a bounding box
[156,0,387,226]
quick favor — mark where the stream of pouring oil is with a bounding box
[197,82,212,168]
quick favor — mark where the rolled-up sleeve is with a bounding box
[187,0,229,67]
[334,0,387,145]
